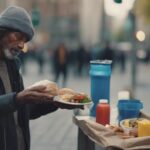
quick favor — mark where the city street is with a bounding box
[0,1,149,150]
[22,60,150,150]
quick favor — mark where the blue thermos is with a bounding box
[89,60,112,117]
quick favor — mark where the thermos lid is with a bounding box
[99,99,108,103]
[89,60,112,76]
[90,60,112,65]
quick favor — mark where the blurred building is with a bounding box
[79,0,104,47]
[47,0,80,47]
[0,0,106,49]
[0,0,80,48]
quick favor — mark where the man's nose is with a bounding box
[18,41,25,49]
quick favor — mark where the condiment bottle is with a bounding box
[96,99,110,125]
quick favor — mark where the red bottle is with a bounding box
[96,99,110,125]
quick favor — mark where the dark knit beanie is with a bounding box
[0,6,34,41]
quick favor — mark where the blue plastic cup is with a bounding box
[117,99,143,122]
[89,60,112,117]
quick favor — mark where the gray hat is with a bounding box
[0,6,34,41]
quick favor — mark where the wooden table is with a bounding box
[77,128,121,150]
[73,116,122,150]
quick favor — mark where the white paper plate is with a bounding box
[54,96,93,106]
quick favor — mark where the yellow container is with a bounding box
[138,120,150,137]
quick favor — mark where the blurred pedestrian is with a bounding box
[35,44,45,74]
[101,41,115,70]
[91,43,102,60]
[53,43,69,87]
[118,50,126,73]
[76,44,86,76]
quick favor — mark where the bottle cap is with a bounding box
[99,99,108,103]
[118,91,130,100]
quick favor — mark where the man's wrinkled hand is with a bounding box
[16,85,54,104]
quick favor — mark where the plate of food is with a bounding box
[54,88,93,106]
[120,118,149,135]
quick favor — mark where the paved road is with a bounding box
[22,60,150,150]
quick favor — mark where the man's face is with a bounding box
[2,32,27,59]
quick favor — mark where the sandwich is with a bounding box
[58,88,91,103]
[27,80,59,96]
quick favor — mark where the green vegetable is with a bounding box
[80,97,91,103]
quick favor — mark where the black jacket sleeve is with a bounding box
[8,58,59,119]
[28,103,58,119]
[0,92,18,114]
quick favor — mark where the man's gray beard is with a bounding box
[4,49,14,59]
[3,49,17,59]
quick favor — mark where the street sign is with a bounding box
[114,0,122,3]
[32,8,40,27]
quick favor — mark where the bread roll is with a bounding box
[27,80,59,96]
[58,88,76,95]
